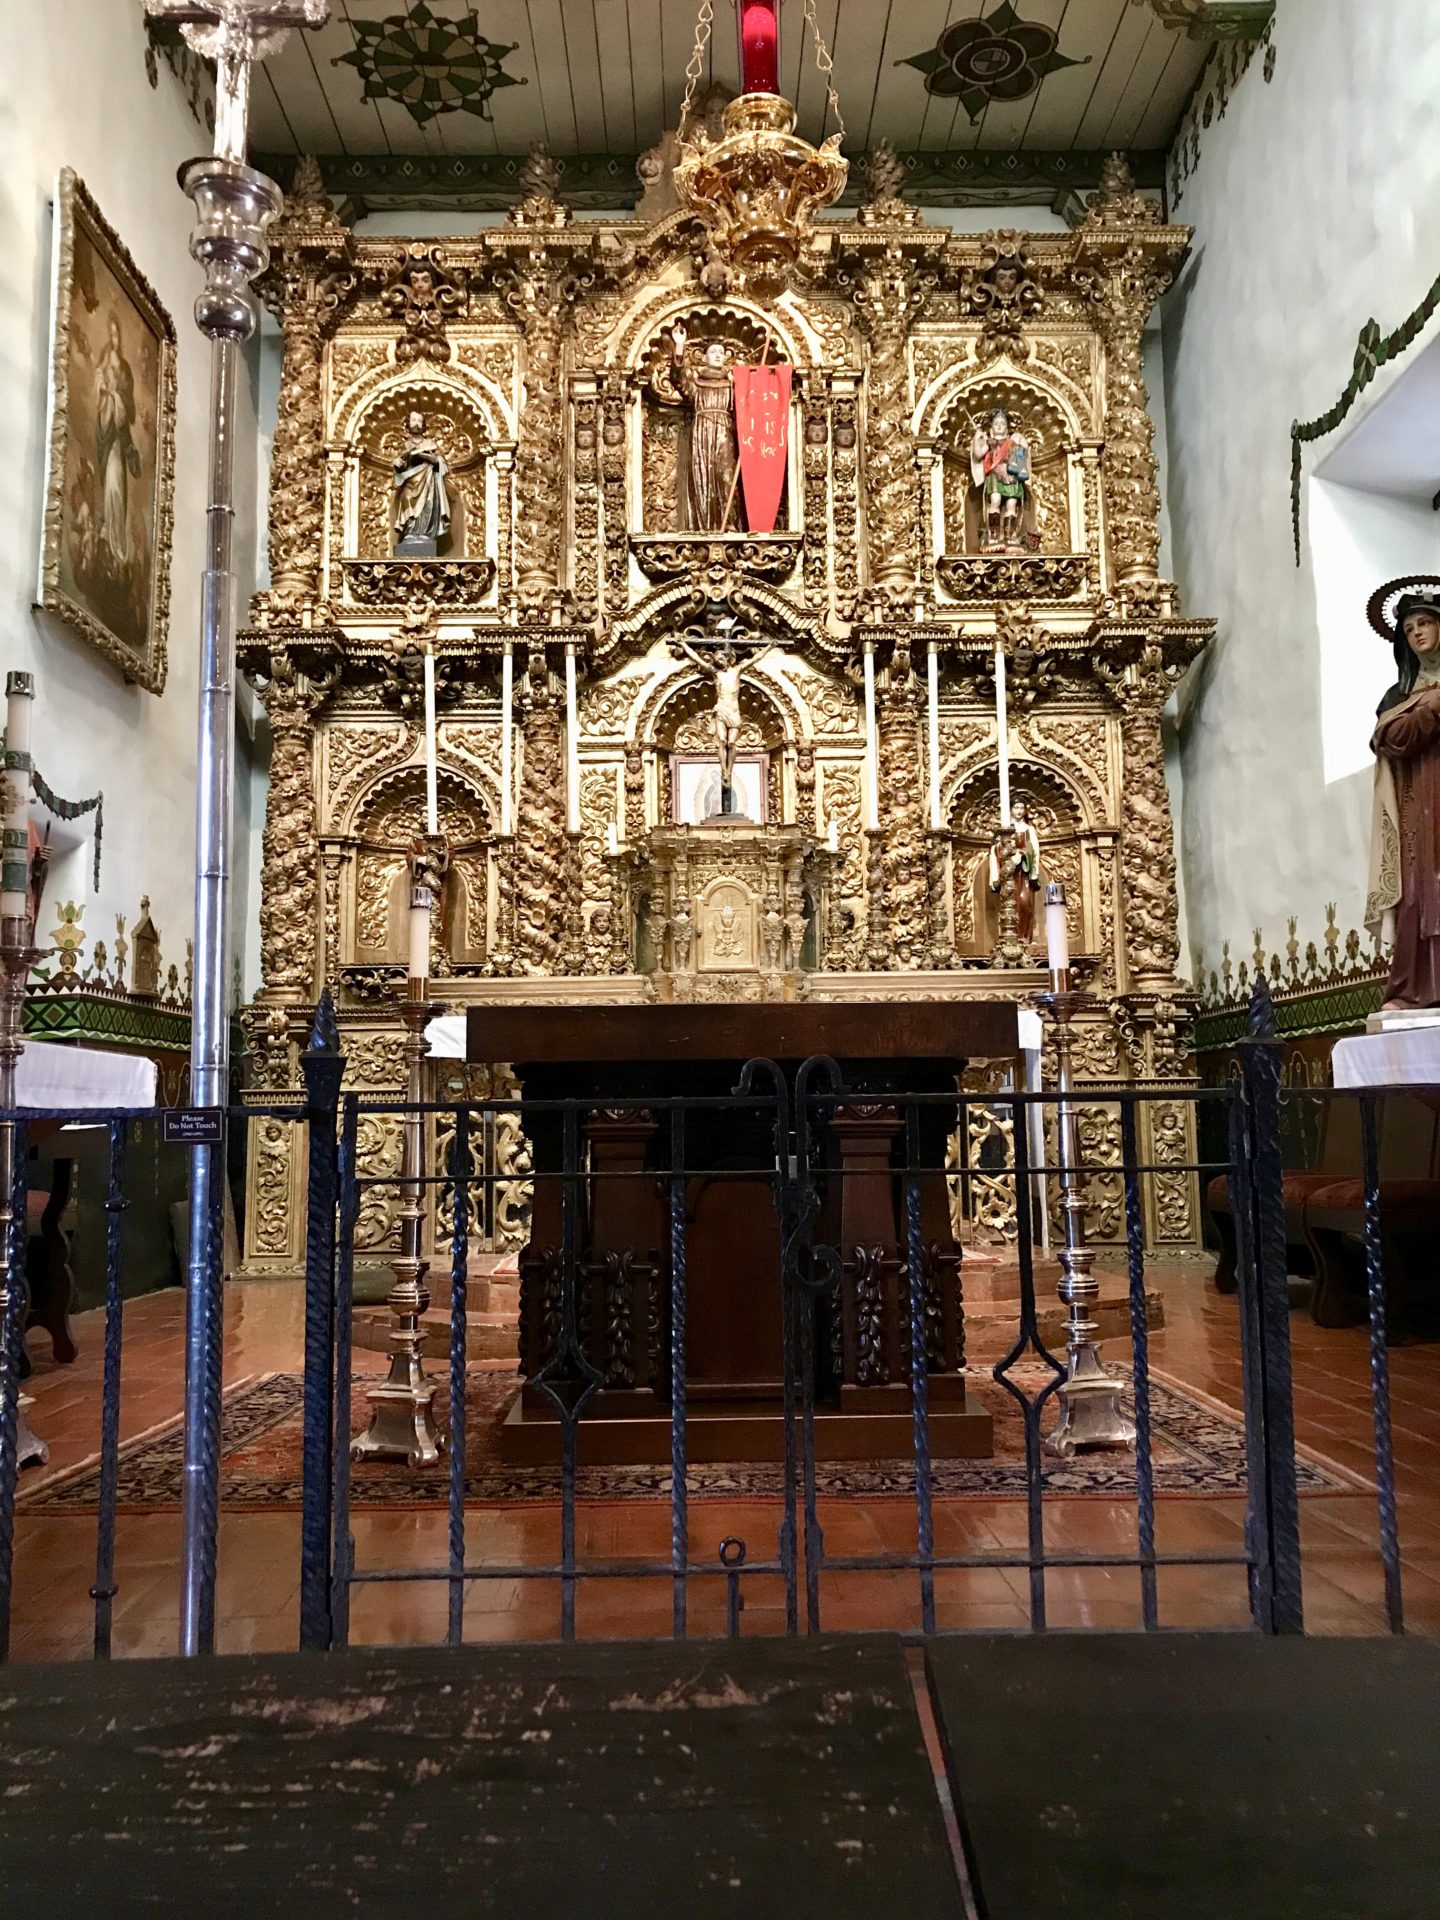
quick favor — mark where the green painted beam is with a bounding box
[257,148,1167,214]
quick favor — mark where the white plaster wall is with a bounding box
[0,5,260,989]
[1162,0,1440,983]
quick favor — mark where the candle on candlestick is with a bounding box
[500,640,514,837]
[926,642,942,832]
[827,818,839,853]
[2,672,34,924]
[606,821,619,856]
[408,881,430,984]
[862,643,879,831]
[994,641,1011,828]
[1045,880,1070,981]
[564,643,580,836]
[423,642,439,836]
[737,0,780,94]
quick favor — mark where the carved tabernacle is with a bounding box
[239,145,1212,1275]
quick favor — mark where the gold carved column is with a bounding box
[875,639,929,971]
[242,636,340,1014]
[507,257,568,603]
[1074,159,1185,601]
[513,652,566,973]
[260,157,353,607]
[848,245,931,598]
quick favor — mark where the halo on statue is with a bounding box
[1366,573,1440,642]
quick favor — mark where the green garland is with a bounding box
[29,768,102,891]
[1290,266,1440,562]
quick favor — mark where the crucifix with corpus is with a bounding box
[144,1,330,162]
[670,609,778,818]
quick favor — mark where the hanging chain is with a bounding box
[801,0,846,140]
[679,0,716,135]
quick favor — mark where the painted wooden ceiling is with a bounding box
[248,0,1219,162]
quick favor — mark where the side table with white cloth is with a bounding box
[12,1043,157,1465]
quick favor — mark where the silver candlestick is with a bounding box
[1034,883,1134,1457]
[352,836,447,1465]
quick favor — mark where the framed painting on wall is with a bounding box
[38,169,176,695]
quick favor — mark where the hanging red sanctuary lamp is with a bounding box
[737,0,780,94]
[672,0,848,299]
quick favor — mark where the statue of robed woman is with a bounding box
[1366,581,1440,1009]
[393,410,451,557]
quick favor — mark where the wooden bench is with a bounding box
[1304,1094,1440,1329]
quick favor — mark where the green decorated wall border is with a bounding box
[24,993,191,1056]
[1290,266,1440,563]
[1193,974,1384,1057]
[261,148,1166,215]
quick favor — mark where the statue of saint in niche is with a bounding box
[393,410,451,557]
[667,322,737,531]
[673,628,777,814]
[970,408,1033,553]
[1366,584,1440,1009]
[987,800,1042,945]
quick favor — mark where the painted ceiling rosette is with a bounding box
[335,2,525,126]
[901,1,1090,124]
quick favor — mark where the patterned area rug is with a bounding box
[20,1368,1361,1512]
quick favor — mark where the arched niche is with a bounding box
[348,768,493,972]
[931,374,1079,558]
[633,305,804,536]
[947,760,1089,959]
[346,376,495,562]
[647,664,794,826]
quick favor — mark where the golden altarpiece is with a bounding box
[237,153,1212,1277]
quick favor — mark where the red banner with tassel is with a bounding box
[732,362,792,534]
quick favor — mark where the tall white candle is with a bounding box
[500,640,514,837]
[994,642,1011,828]
[862,643,879,831]
[605,820,618,856]
[423,644,439,836]
[827,818,839,854]
[564,643,580,835]
[2,672,34,923]
[1045,880,1070,978]
[926,642,942,831]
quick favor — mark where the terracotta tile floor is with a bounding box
[6,1266,1438,1660]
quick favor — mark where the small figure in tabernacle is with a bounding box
[970,407,1031,552]
[1366,586,1440,1008]
[988,799,1042,946]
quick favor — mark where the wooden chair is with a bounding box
[1303,1096,1440,1330]
[1207,1095,1362,1296]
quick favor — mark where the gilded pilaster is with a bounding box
[513,656,566,973]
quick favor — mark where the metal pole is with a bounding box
[146,0,331,1653]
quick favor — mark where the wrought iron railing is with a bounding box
[0,980,1421,1659]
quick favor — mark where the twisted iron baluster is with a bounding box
[1360,1094,1404,1634]
[92,1120,129,1658]
[0,1118,29,1663]
[669,1104,688,1640]
[447,1108,471,1646]
[1121,1099,1158,1631]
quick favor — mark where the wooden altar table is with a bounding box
[466,1001,1018,1464]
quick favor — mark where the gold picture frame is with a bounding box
[38,169,176,695]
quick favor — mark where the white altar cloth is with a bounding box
[14,1042,156,1112]
[1333,1025,1440,1092]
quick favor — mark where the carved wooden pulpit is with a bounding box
[467,1001,1019,1464]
